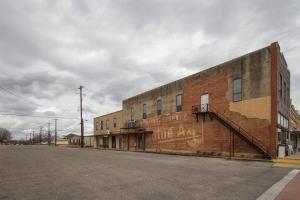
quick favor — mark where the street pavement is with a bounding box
[0,145,293,200]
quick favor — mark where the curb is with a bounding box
[273,159,300,165]
[283,157,300,161]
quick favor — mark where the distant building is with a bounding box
[84,135,94,147]
[56,138,68,145]
[94,111,123,149]
[94,42,291,158]
[290,104,300,151]
[64,133,81,145]
[64,133,94,147]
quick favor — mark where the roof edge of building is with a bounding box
[94,109,123,119]
[122,42,277,102]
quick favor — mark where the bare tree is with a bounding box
[31,132,49,144]
[0,128,12,143]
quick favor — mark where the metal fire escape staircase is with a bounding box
[192,104,271,159]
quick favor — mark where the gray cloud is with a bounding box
[0,0,300,139]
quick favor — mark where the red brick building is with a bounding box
[94,42,291,158]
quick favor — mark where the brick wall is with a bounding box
[94,42,290,158]
[138,46,274,158]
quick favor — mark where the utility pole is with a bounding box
[79,86,84,148]
[54,119,58,146]
[48,122,51,145]
[32,131,34,145]
[39,126,42,144]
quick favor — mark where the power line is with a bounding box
[0,85,80,115]
[0,112,78,119]
[7,127,70,132]
[0,86,43,107]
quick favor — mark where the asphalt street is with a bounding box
[0,145,291,200]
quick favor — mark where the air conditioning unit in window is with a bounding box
[128,120,136,128]
[106,130,110,135]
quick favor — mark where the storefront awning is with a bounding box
[290,129,300,135]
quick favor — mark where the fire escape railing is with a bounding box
[192,104,271,158]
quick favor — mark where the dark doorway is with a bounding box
[137,134,144,150]
[112,136,116,149]
[103,137,109,148]
[119,137,122,149]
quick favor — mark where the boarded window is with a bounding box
[100,121,103,130]
[130,107,134,121]
[157,99,162,115]
[233,79,242,102]
[113,118,117,128]
[176,95,182,112]
[143,104,147,119]
[106,119,109,129]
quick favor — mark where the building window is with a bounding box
[100,121,103,130]
[96,122,99,131]
[287,87,290,105]
[143,104,147,119]
[157,99,162,115]
[280,74,282,99]
[130,107,134,121]
[113,118,117,128]
[233,78,242,102]
[106,119,109,129]
[284,82,286,104]
[176,95,182,112]
[278,129,282,144]
[278,112,289,129]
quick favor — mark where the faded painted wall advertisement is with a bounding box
[141,113,204,150]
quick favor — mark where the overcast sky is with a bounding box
[1,0,300,139]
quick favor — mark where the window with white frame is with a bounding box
[176,95,182,112]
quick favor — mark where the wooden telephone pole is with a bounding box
[79,86,84,148]
[54,119,58,146]
[39,126,42,144]
[32,131,34,145]
[48,122,51,145]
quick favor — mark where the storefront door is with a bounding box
[103,137,109,148]
[112,136,116,148]
[137,134,144,150]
